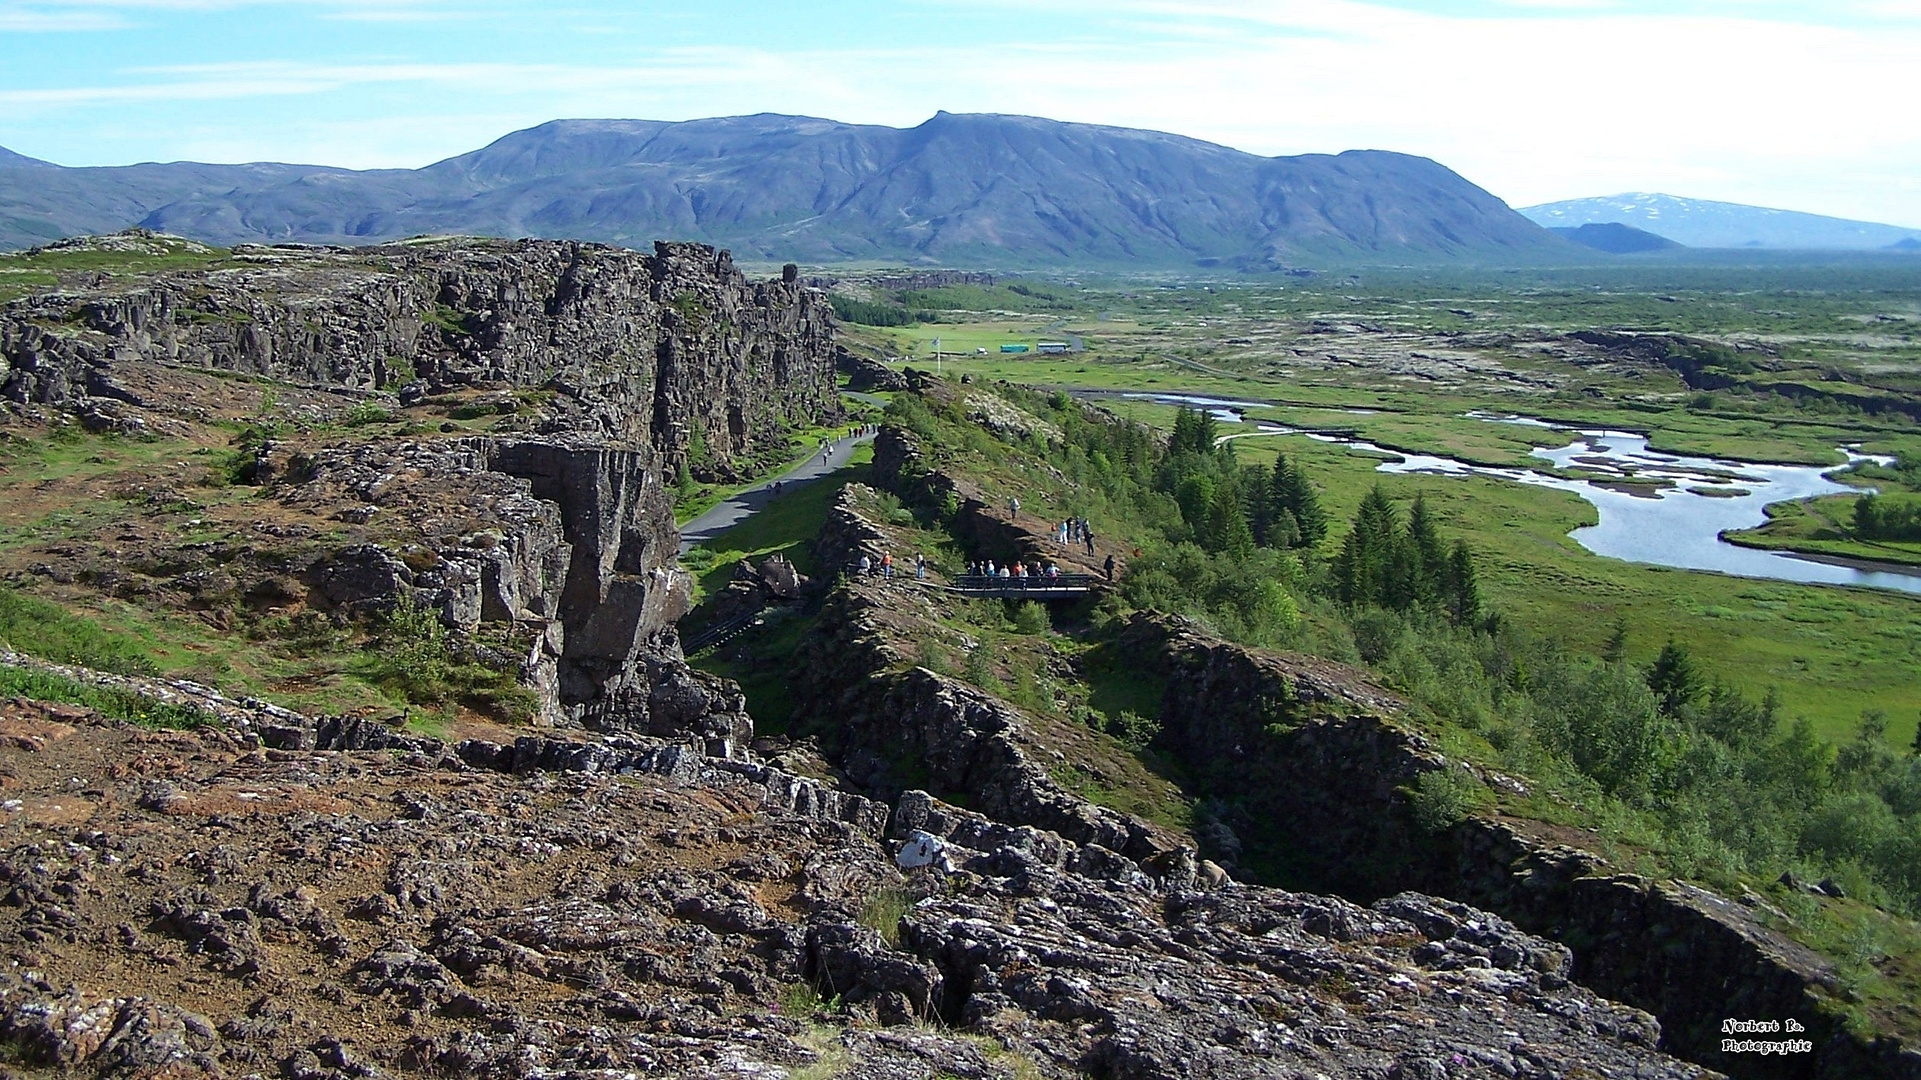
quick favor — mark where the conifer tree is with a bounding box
[1602,618,1629,664]
[1444,540,1481,626]
[1646,640,1702,716]
[1271,453,1328,548]
[1406,496,1447,603]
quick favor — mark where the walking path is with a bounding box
[677,431,876,554]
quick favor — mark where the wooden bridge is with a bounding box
[943,573,1102,598]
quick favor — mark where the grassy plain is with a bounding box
[839,262,1921,745]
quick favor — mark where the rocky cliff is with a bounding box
[2,235,838,475]
[0,234,839,733]
[1113,613,1921,1080]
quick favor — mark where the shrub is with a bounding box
[1009,601,1049,635]
[1407,768,1484,833]
[343,401,393,426]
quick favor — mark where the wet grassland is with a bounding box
[837,260,1921,745]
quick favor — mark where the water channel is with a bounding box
[1103,392,1921,596]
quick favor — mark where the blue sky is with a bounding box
[2,0,1918,224]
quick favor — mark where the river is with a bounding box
[1105,392,1921,596]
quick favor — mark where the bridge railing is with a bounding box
[947,573,1101,593]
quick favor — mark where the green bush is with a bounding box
[1009,601,1050,635]
[1407,768,1484,833]
[357,597,538,723]
[342,401,394,426]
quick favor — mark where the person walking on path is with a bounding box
[882,552,894,579]
[858,554,872,576]
[915,553,926,580]
[1104,554,1116,582]
[1084,530,1096,556]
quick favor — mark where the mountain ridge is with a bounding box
[0,112,1571,267]
[1521,192,1921,251]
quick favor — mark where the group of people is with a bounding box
[967,559,1064,583]
[856,552,928,580]
[819,424,880,460]
[1054,517,1096,555]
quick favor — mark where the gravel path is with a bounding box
[677,430,876,553]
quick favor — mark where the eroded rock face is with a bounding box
[798,487,1184,867]
[0,237,841,734]
[1113,612,1920,1080]
[0,239,839,475]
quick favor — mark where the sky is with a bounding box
[1,0,1919,225]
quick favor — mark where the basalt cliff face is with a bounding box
[0,234,838,731]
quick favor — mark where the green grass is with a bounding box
[684,452,873,601]
[0,236,232,302]
[0,585,164,676]
[1228,434,1921,746]
[1725,496,1921,569]
[0,664,210,729]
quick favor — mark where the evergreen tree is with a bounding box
[1271,454,1328,548]
[1405,495,1447,605]
[1444,540,1481,626]
[1602,618,1629,664]
[1169,406,1220,457]
[1336,486,1399,606]
[1204,484,1256,556]
[1645,640,1703,717]
[1239,464,1275,545]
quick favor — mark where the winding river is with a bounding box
[1107,392,1921,596]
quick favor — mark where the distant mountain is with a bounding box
[1521,193,1921,251]
[1550,222,1681,254]
[0,113,1571,267]
[0,147,52,168]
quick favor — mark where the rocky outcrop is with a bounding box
[0,696,1712,1079]
[835,345,909,392]
[871,419,1123,579]
[1115,611,1918,1080]
[1,238,839,475]
[0,236,842,735]
[797,486,1180,866]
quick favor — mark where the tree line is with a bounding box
[1853,493,1921,541]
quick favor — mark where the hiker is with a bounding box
[858,554,872,576]
[882,552,894,578]
[1008,496,1020,518]
[915,553,926,580]
[1104,554,1116,581]
[1084,531,1095,555]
